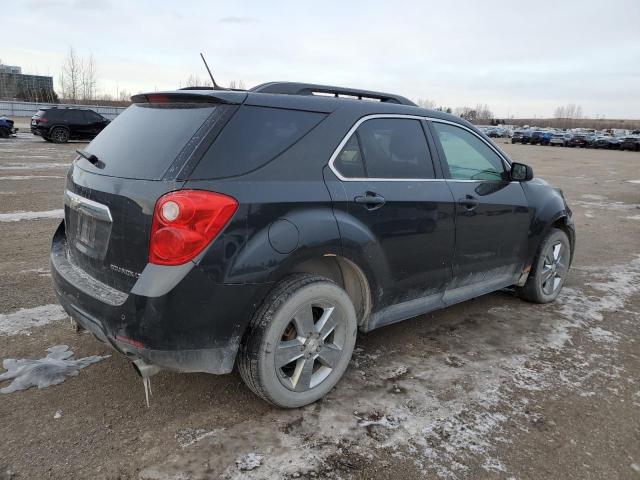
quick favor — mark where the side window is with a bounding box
[65,110,85,124]
[84,111,102,122]
[191,106,325,179]
[333,135,366,178]
[357,118,435,179]
[432,122,506,181]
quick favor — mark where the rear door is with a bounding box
[428,120,530,302]
[64,109,89,137]
[327,115,456,316]
[83,110,106,137]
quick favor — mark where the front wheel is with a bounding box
[518,228,571,303]
[239,274,357,408]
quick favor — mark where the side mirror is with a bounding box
[511,162,533,181]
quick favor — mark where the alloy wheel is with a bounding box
[275,301,347,392]
[540,242,568,295]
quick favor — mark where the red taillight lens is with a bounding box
[36,117,48,123]
[149,190,238,266]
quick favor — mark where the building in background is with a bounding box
[0,64,57,102]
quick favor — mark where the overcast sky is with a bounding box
[5,0,640,118]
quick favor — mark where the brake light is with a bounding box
[149,190,238,266]
[146,94,171,104]
[35,117,48,123]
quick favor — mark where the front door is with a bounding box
[325,116,456,324]
[428,121,531,303]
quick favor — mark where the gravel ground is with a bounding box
[0,129,639,480]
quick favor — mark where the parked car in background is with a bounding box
[31,107,110,143]
[606,137,622,149]
[591,136,611,149]
[50,82,574,407]
[529,130,545,145]
[620,136,640,151]
[512,130,531,144]
[568,133,589,148]
[0,117,18,138]
[549,133,568,147]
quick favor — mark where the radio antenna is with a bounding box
[199,53,221,89]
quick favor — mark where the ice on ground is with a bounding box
[627,179,640,184]
[235,453,263,471]
[54,410,62,419]
[581,194,606,200]
[0,345,107,394]
[176,428,225,448]
[0,175,64,180]
[627,215,640,221]
[0,304,67,336]
[0,162,71,170]
[19,267,51,277]
[0,209,64,222]
[587,327,617,343]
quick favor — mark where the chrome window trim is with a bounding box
[64,190,113,223]
[327,114,513,182]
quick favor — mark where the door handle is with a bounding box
[458,195,479,210]
[354,192,386,210]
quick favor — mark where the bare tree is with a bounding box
[184,74,212,88]
[80,53,97,102]
[416,98,436,109]
[228,79,245,90]
[59,47,81,100]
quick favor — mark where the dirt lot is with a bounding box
[0,126,639,480]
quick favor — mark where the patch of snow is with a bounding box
[0,162,70,170]
[0,304,67,336]
[53,410,62,419]
[176,428,225,448]
[19,267,51,277]
[627,215,640,221]
[627,179,640,184]
[587,327,617,343]
[0,209,64,222]
[0,175,64,180]
[581,194,605,200]
[234,453,263,471]
[0,345,107,393]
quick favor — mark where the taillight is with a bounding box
[35,117,48,123]
[149,190,238,266]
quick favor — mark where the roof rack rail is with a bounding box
[250,82,417,106]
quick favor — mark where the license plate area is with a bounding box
[64,190,113,260]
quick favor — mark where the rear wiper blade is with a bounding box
[76,149,103,167]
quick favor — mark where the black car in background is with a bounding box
[511,130,531,144]
[529,130,546,145]
[31,107,110,143]
[568,133,589,148]
[620,136,640,151]
[51,82,575,407]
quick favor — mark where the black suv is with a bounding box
[31,107,110,143]
[51,83,575,407]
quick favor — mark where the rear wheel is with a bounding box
[50,127,70,143]
[0,128,9,139]
[238,274,357,408]
[518,228,571,303]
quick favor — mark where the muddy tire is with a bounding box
[50,127,70,143]
[517,228,571,304]
[238,274,357,408]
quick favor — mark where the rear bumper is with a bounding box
[50,222,270,374]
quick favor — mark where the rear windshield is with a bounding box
[79,103,217,180]
[190,106,326,179]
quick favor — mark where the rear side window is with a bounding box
[65,110,86,123]
[333,118,435,179]
[81,103,217,180]
[190,106,325,179]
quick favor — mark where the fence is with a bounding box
[0,100,126,120]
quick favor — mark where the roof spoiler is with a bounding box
[250,82,417,106]
[131,91,243,104]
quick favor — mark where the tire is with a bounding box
[238,274,357,408]
[50,127,70,143]
[517,228,571,304]
[43,136,53,142]
[0,128,9,139]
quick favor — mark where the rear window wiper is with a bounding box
[76,149,104,168]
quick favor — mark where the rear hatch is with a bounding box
[63,91,244,292]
